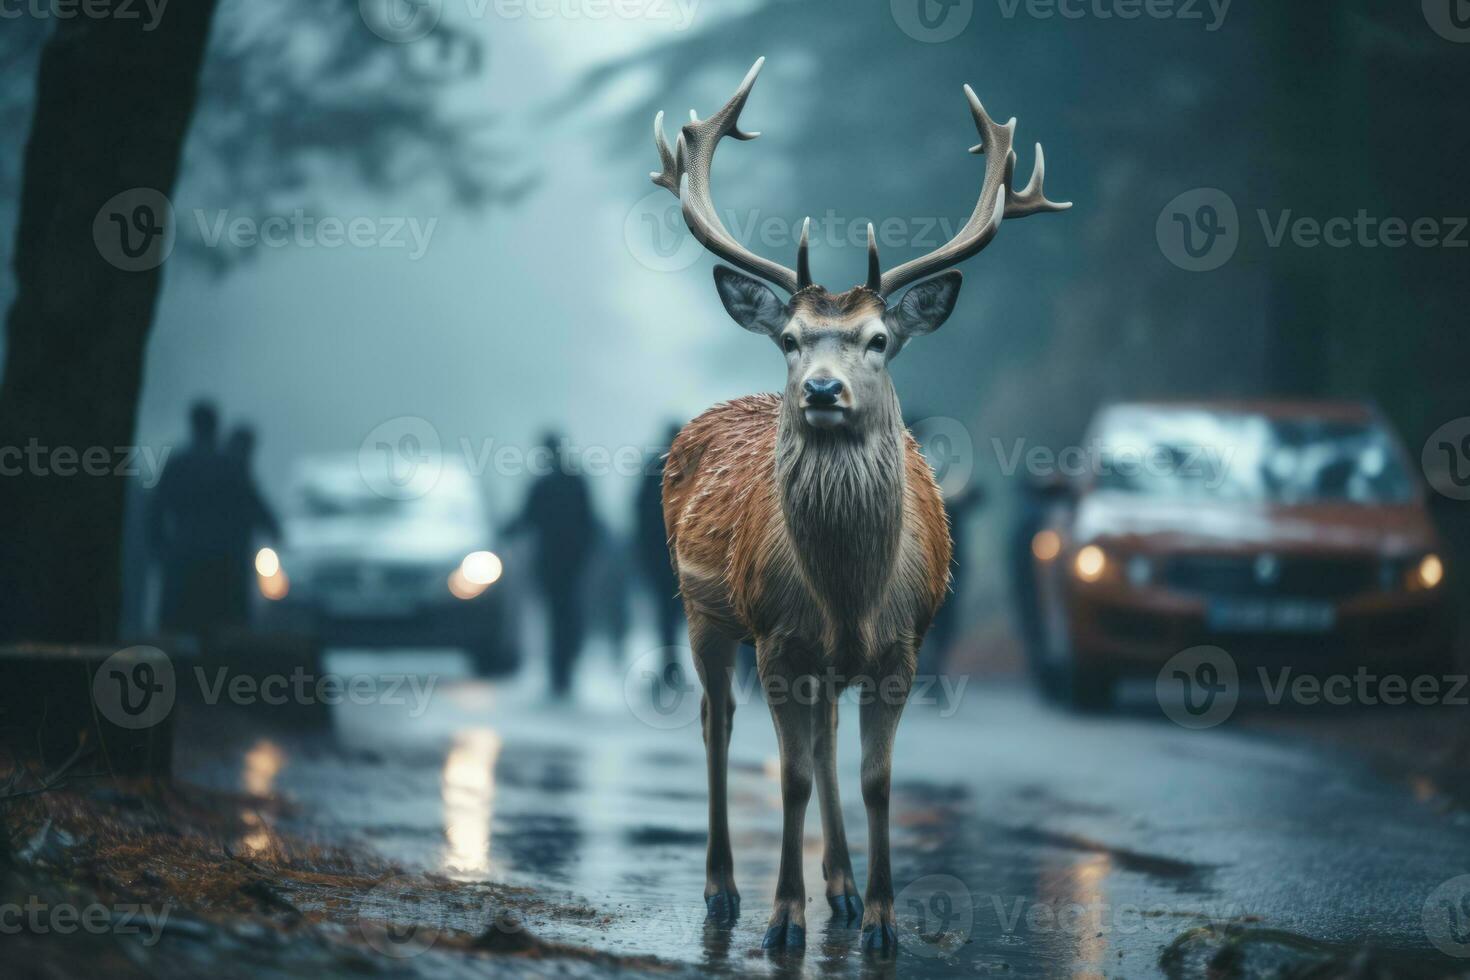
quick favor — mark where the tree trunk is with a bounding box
[0,5,220,644]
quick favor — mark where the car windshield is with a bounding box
[1092,407,1415,504]
[288,463,484,525]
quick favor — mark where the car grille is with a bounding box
[1161,554,1377,599]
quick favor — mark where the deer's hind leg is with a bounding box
[689,611,740,923]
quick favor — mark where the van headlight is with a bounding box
[1416,553,1444,590]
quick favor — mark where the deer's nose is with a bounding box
[803,377,844,406]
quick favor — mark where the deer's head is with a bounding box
[651,58,1070,433]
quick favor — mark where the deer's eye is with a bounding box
[782,335,798,354]
[867,333,888,354]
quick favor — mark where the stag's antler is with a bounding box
[876,86,1070,297]
[653,62,1068,298]
[651,57,809,295]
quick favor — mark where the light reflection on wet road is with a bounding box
[179,650,1470,978]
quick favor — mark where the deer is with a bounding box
[652,58,1068,954]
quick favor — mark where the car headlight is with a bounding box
[255,548,289,600]
[450,551,503,600]
[1416,553,1444,590]
[461,551,503,586]
[1031,530,1062,562]
[254,547,281,577]
[1074,544,1108,583]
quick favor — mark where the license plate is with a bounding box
[1206,599,1336,633]
[325,593,416,618]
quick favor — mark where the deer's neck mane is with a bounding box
[775,391,906,634]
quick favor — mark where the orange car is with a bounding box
[1021,401,1454,710]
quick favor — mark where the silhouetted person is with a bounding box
[148,401,235,637]
[505,434,596,698]
[636,425,683,684]
[1009,476,1060,668]
[921,483,986,677]
[220,425,281,630]
[587,522,633,664]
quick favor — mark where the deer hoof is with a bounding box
[761,917,806,950]
[827,893,864,923]
[860,922,898,955]
[704,892,740,923]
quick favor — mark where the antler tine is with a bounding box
[796,217,812,291]
[877,85,1013,298]
[1005,142,1072,218]
[865,223,881,293]
[649,57,801,294]
[650,111,679,195]
[877,85,1067,297]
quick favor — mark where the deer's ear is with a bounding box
[713,266,787,336]
[885,271,963,338]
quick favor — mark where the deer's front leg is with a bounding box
[813,679,861,923]
[759,648,815,950]
[859,654,914,955]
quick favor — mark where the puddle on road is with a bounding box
[168,657,1421,979]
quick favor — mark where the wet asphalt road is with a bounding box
[178,648,1470,978]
